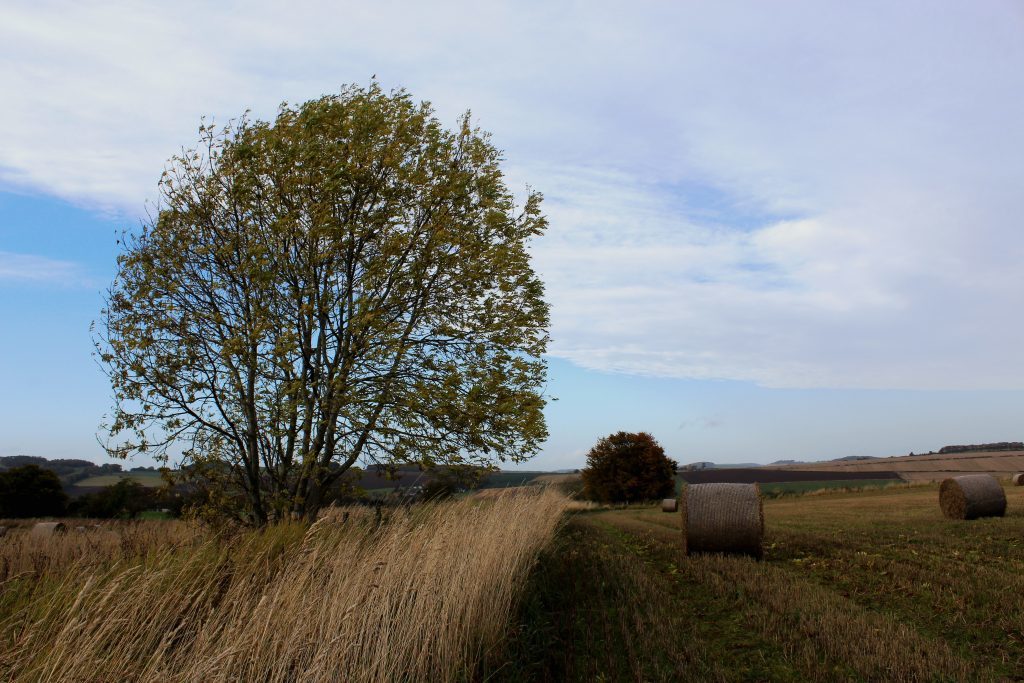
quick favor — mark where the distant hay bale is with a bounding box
[682,483,763,558]
[661,498,678,512]
[1012,473,1024,486]
[30,522,67,537]
[939,474,1006,520]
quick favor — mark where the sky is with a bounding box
[2,0,1024,470]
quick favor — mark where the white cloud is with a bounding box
[2,0,1024,388]
[0,251,86,286]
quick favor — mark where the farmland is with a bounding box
[757,478,905,497]
[490,483,1024,681]
[74,470,165,488]
[3,482,1023,681]
[771,449,1024,481]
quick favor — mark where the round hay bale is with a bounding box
[939,474,1006,520]
[682,483,763,558]
[661,498,678,513]
[1012,473,1024,486]
[30,522,67,537]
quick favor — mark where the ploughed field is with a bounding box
[490,484,1024,682]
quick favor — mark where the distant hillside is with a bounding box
[75,471,165,489]
[0,455,126,487]
[770,449,1024,482]
[682,461,763,470]
[678,468,901,485]
[356,465,546,492]
[4,456,552,497]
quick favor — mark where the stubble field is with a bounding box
[490,483,1024,682]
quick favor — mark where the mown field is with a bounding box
[488,483,1024,682]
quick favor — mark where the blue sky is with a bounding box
[3,1,1024,470]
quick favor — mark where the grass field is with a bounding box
[773,449,1024,481]
[74,471,165,488]
[488,484,1024,681]
[757,477,906,496]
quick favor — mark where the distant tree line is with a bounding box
[0,456,509,521]
[0,464,184,519]
[0,456,123,486]
[938,442,1023,454]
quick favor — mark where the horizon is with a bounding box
[3,1,1024,472]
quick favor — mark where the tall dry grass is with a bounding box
[0,487,569,682]
[0,520,200,581]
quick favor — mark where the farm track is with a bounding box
[492,485,1024,682]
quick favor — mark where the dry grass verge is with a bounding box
[0,488,569,682]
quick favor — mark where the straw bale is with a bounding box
[682,483,763,558]
[939,474,1006,520]
[30,522,67,537]
[661,498,678,513]
[1012,473,1024,486]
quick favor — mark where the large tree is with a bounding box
[98,83,550,524]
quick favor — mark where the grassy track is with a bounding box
[489,484,1024,682]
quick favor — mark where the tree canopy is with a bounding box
[98,83,550,524]
[0,465,68,518]
[581,432,678,503]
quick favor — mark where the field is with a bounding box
[4,483,1023,681]
[773,449,1024,481]
[489,483,1024,681]
[757,477,907,496]
[74,471,165,488]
